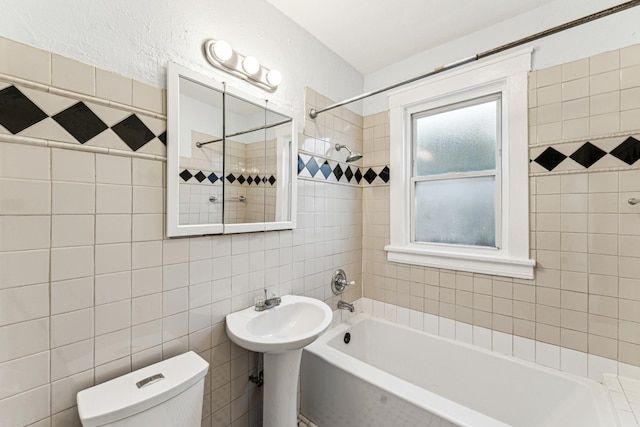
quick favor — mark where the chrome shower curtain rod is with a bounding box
[196,119,290,147]
[308,0,640,119]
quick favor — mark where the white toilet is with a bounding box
[77,351,209,427]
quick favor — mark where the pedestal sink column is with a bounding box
[263,349,303,427]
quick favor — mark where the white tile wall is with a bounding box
[0,123,362,427]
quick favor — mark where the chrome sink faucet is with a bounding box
[255,289,282,311]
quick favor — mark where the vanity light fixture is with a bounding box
[211,40,233,62]
[266,69,282,87]
[242,56,261,75]
[204,39,281,92]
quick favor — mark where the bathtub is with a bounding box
[300,314,618,427]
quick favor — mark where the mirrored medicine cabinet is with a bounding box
[166,62,297,237]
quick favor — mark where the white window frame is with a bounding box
[385,48,535,279]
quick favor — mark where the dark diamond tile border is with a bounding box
[333,164,343,181]
[0,84,166,152]
[52,102,109,144]
[111,115,156,151]
[296,153,390,186]
[345,166,354,182]
[194,171,206,182]
[569,142,606,168]
[379,166,390,183]
[181,171,276,186]
[363,168,378,184]
[355,168,363,183]
[534,147,567,171]
[531,134,640,173]
[0,86,48,134]
[610,137,640,165]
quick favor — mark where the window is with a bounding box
[413,95,501,248]
[386,49,535,279]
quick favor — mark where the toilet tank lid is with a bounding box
[77,351,209,427]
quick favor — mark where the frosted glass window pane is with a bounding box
[415,98,498,176]
[414,176,496,247]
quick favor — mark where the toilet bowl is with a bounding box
[77,351,209,427]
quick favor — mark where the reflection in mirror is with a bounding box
[265,107,293,223]
[166,62,296,237]
[177,76,224,226]
[224,93,267,225]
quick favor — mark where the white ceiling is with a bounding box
[266,0,558,75]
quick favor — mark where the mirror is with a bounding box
[166,62,296,237]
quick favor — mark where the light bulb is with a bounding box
[212,40,233,62]
[266,69,282,87]
[242,56,260,75]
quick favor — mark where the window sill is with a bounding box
[384,244,535,280]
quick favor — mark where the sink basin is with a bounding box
[226,294,334,426]
[226,295,333,353]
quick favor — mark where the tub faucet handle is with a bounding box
[338,278,356,288]
[331,269,356,294]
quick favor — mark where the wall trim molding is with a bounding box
[0,133,167,161]
[529,129,640,149]
[0,73,165,120]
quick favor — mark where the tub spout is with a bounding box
[337,300,354,313]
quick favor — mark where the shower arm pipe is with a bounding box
[308,0,640,119]
[196,119,291,148]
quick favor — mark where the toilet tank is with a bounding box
[77,351,209,427]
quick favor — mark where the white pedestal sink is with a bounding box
[226,295,333,427]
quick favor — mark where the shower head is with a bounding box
[335,144,363,163]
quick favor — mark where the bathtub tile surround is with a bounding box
[301,87,390,188]
[528,45,640,369]
[0,37,362,427]
[359,298,640,382]
[361,43,640,378]
[303,88,363,163]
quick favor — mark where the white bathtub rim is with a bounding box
[307,313,618,427]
